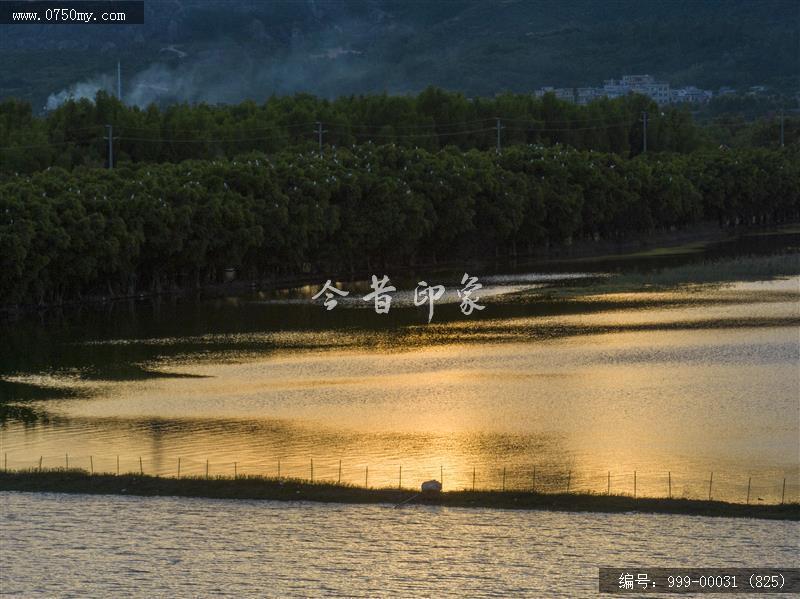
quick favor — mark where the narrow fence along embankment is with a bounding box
[2,453,798,520]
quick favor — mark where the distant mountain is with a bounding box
[1,0,797,110]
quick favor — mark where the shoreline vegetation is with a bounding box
[0,222,747,315]
[2,143,798,309]
[1,470,797,521]
[2,90,798,172]
[3,228,796,318]
[595,251,800,290]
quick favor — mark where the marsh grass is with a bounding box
[572,241,710,263]
[568,252,800,295]
[610,253,800,288]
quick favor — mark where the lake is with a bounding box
[1,492,798,597]
[1,231,799,503]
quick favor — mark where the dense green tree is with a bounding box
[0,89,735,175]
[2,144,797,306]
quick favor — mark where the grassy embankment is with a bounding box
[536,252,800,299]
[1,470,797,520]
[608,252,800,288]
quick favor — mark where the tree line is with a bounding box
[0,88,744,175]
[3,88,795,176]
[2,143,798,306]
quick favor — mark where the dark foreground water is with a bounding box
[1,491,798,598]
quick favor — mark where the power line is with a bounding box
[0,119,655,151]
[348,126,496,139]
[104,125,114,170]
[780,109,785,147]
[0,139,103,151]
[314,121,327,152]
[499,115,636,125]
[112,115,641,135]
[503,120,636,132]
[115,121,321,135]
[641,111,648,153]
[330,118,495,131]
[115,134,290,143]
[0,113,788,152]
[49,125,106,133]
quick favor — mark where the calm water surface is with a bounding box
[2,492,798,597]
[1,234,799,502]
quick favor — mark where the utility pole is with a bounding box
[640,111,648,153]
[315,121,327,152]
[105,125,114,169]
[117,61,122,101]
[495,117,503,154]
[780,109,784,147]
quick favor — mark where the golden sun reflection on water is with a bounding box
[2,278,799,503]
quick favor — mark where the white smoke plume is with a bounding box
[42,11,395,110]
[45,74,116,110]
